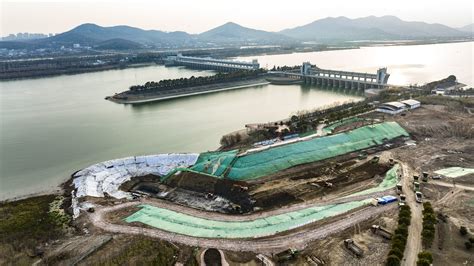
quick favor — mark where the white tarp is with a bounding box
[73,153,199,199]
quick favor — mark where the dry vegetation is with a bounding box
[0,195,71,265]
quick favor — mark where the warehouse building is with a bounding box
[375,101,407,115]
[401,99,421,109]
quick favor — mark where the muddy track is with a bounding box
[400,162,423,266]
[431,180,474,191]
[89,201,396,254]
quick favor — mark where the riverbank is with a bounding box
[107,77,270,104]
[2,39,471,81]
[3,42,472,201]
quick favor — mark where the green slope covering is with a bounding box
[227,122,408,180]
[190,150,238,177]
[346,164,400,197]
[434,167,474,178]
[125,199,371,238]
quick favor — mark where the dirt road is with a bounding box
[89,201,396,254]
[400,163,423,266]
[430,180,474,191]
[129,188,394,222]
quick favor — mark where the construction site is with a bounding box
[2,92,473,266]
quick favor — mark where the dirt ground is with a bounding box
[370,105,473,180]
[285,209,398,266]
[248,159,392,211]
[8,100,472,265]
[380,104,474,265]
[120,152,398,216]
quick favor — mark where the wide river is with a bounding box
[0,41,472,200]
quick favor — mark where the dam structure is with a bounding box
[165,53,260,72]
[271,62,390,90]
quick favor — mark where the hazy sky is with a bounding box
[1,0,473,35]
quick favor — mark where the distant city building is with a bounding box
[1,32,49,41]
[73,43,81,48]
[432,81,458,95]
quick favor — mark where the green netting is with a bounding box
[125,199,371,238]
[434,167,474,178]
[190,150,238,177]
[323,117,367,133]
[346,164,400,197]
[227,122,408,180]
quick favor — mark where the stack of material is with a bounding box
[73,153,199,199]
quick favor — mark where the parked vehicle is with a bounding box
[344,239,364,257]
[396,183,403,194]
[275,248,298,262]
[422,172,429,182]
[371,225,392,240]
[399,194,406,203]
[413,182,420,192]
[415,191,423,203]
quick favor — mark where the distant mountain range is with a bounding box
[199,22,293,44]
[458,23,474,33]
[1,16,472,50]
[280,16,470,41]
[34,23,198,48]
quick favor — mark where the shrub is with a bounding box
[386,254,401,266]
[398,216,411,226]
[386,205,411,264]
[388,248,404,260]
[417,251,433,263]
[469,237,474,244]
[460,226,468,236]
[393,234,408,246]
[394,224,408,236]
[421,201,436,248]
[417,259,431,266]
[466,241,473,250]
[399,209,412,218]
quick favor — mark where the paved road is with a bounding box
[89,201,396,254]
[400,163,423,266]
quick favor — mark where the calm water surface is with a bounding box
[1,41,472,199]
[0,66,360,199]
[239,41,473,87]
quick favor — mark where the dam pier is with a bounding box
[270,62,390,90]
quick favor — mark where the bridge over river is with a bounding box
[165,53,260,72]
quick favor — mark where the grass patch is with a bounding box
[90,237,178,265]
[0,195,69,263]
[416,95,474,113]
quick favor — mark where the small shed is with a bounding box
[401,99,421,110]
